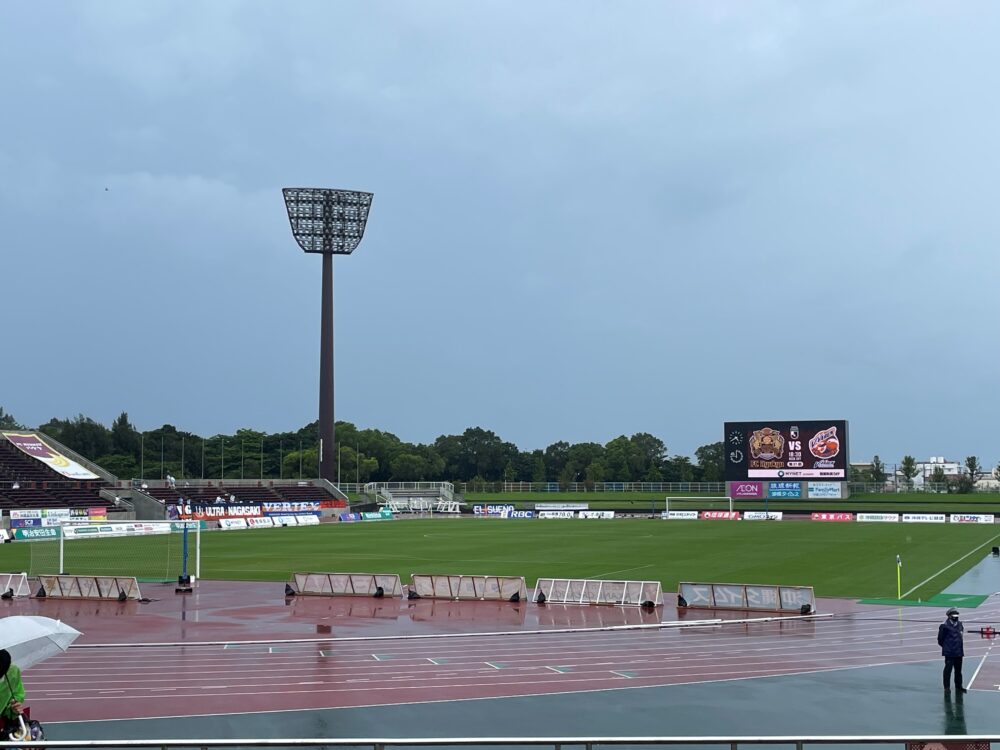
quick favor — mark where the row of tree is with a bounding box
[851,454,998,493]
[0,406,726,484]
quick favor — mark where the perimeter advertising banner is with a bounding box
[175,504,263,520]
[2,432,100,480]
[724,421,849,480]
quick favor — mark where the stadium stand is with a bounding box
[0,438,111,512]
[141,480,344,506]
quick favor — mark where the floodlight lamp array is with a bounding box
[283,188,373,254]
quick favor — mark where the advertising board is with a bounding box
[743,511,784,521]
[857,513,899,523]
[178,504,263,520]
[662,510,699,520]
[13,527,60,541]
[731,482,763,498]
[724,421,849,480]
[262,501,321,516]
[534,503,589,511]
[808,482,844,499]
[473,504,515,516]
[578,511,615,519]
[538,511,574,519]
[767,482,801,499]
[902,513,946,524]
[811,512,854,522]
[950,514,995,524]
[701,511,740,520]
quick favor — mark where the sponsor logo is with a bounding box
[13,527,60,540]
[179,504,263,520]
[950,514,995,524]
[472,504,515,516]
[509,510,535,519]
[732,481,763,498]
[749,428,785,461]
[744,511,783,521]
[262,501,320,514]
[768,481,801,499]
[578,511,615,519]
[533,503,589,511]
[808,482,843,499]
[9,510,42,520]
[902,513,946,524]
[811,512,854,522]
[339,513,360,522]
[808,426,841,460]
[662,510,699,520]
[857,513,900,523]
[538,511,575,519]
[701,511,740,520]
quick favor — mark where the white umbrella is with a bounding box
[0,616,81,670]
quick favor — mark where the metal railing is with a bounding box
[364,481,456,495]
[0,736,990,749]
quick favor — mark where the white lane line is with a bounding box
[903,533,1000,597]
[969,637,996,688]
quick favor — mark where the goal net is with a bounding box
[28,521,201,583]
[664,496,733,513]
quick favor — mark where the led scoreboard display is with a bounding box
[724,421,849,481]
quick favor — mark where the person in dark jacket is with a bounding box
[938,607,967,693]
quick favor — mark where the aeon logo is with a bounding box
[732,482,762,497]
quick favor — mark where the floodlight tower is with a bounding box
[283,188,373,484]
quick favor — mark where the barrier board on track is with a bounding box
[410,574,527,601]
[291,572,403,597]
[534,577,663,606]
[678,582,815,612]
[0,572,30,597]
[36,574,141,600]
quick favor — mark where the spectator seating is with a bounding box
[0,439,112,512]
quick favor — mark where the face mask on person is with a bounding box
[950,614,960,621]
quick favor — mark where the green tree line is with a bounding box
[0,406,726,485]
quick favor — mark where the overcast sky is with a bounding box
[1,2,998,463]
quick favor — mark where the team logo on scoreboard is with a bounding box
[749,428,785,461]
[808,426,840,460]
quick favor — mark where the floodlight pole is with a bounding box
[320,251,335,482]
[283,188,373,485]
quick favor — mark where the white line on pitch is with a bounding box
[903,533,1000,597]
[584,564,653,580]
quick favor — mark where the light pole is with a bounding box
[283,188,373,482]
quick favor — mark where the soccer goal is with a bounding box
[28,521,201,583]
[664,496,733,513]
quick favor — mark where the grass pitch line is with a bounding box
[902,532,1000,599]
[584,564,653,579]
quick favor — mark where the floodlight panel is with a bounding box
[283,188,373,254]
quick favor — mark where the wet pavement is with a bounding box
[17,555,1000,741]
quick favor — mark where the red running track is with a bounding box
[28,598,1000,723]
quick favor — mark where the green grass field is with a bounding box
[3,518,998,601]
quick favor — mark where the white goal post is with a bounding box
[28,520,202,583]
[665,496,733,514]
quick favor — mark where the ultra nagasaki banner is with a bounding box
[2,431,100,480]
[724,421,849,481]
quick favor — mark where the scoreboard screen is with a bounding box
[724,421,849,481]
